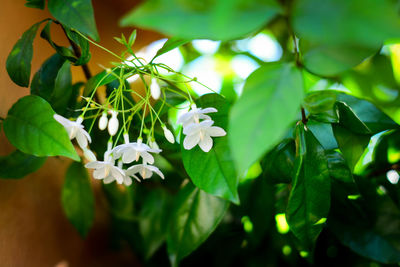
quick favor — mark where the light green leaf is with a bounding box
[286,122,330,250]
[303,90,336,114]
[182,94,239,204]
[48,0,99,41]
[120,0,281,41]
[62,161,94,237]
[229,63,304,174]
[0,150,46,179]
[3,95,79,161]
[153,38,190,61]
[6,21,43,87]
[167,183,229,266]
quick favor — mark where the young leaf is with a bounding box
[303,90,336,114]
[62,161,95,237]
[3,95,79,161]
[0,150,46,179]
[229,63,304,174]
[286,122,331,250]
[152,37,190,61]
[25,0,45,9]
[181,94,239,204]
[6,21,42,87]
[48,0,99,41]
[167,183,229,266]
[128,30,137,47]
[120,0,281,41]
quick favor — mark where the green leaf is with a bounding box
[139,189,172,259]
[0,150,46,179]
[181,94,239,204]
[64,26,91,65]
[120,0,281,41]
[325,150,353,183]
[25,0,45,9]
[52,61,73,114]
[292,0,400,48]
[3,95,79,161]
[48,0,99,41]
[229,63,304,174]
[167,183,229,266]
[83,69,118,97]
[336,93,398,134]
[128,30,137,47]
[307,119,338,150]
[303,90,336,114]
[261,139,295,184]
[62,161,94,237]
[6,21,42,87]
[153,38,190,61]
[332,124,370,170]
[286,122,330,250]
[308,108,339,124]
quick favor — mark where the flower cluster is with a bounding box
[178,104,226,152]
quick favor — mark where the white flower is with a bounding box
[150,78,161,100]
[53,114,91,149]
[83,147,97,162]
[126,163,165,180]
[162,125,175,144]
[183,120,226,152]
[108,110,119,136]
[117,160,140,186]
[177,105,217,128]
[149,139,160,150]
[112,138,161,164]
[98,112,108,131]
[85,152,124,184]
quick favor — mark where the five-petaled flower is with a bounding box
[183,119,226,152]
[112,138,161,164]
[85,152,125,184]
[177,105,217,128]
[126,163,165,180]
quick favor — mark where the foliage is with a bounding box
[3,0,400,266]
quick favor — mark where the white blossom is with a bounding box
[98,112,108,130]
[112,138,161,164]
[83,147,97,162]
[162,125,175,144]
[183,120,226,152]
[177,105,217,128]
[150,78,161,100]
[118,160,140,186]
[126,163,165,180]
[85,151,124,184]
[53,114,91,149]
[108,110,119,136]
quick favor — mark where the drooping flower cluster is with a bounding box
[178,104,226,152]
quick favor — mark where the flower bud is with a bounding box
[123,133,130,144]
[108,111,119,136]
[98,112,108,130]
[162,125,175,144]
[149,139,159,150]
[150,78,161,100]
[83,148,97,162]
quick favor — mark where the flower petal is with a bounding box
[199,107,217,114]
[53,114,72,128]
[141,151,155,164]
[199,134,213,152]
[75,131,88,149]
[122,149,136,164]
[93,168,107,179]
[207,126,226,137]
[103,176,115,184]
[183,134,200,150]
[147,165,165,179]
[123,176,133,186]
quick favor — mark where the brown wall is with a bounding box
[0,1,161,266]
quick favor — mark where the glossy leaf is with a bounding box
[303,90,336,114]
[0,150,46,179]
[262,139,295,184]
[62,161,94,237]
[307,119,338,150]
[52,61,73,114]
[120,0,281,41]
[286,122,330,250]
[153,38,190,60]
[25,0,45,9]
[167,183,229,266]
[182,94,239,204]
[6,21,42,87]
[332,124,370,170]
[229,63,304,174]
[3,95,79,161]
[48,0,99,41]
[325,150,353,183]
[64,26,91,65]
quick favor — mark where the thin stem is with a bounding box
[301,106,308,125]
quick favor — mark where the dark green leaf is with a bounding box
[332,124,370,170]
[262,139,295,184]
[167,183,229,266]
[303,90,336,114]
[307,119,338,150]
[153,38,190,60]
[52,61,73,114]
[229,63,304,174]
[182,94,239,204]
[6,21,42,87]
[308,107,339,123]
[325,150,353,183]
[48,0,99,41]
[0,150,46,179]
[286,122,330,250]
[3,95,79,161]
[62,161,94,237]
[83,69,118,97]
[25,0,45,9]
[64,26,91,65]
[120,0,281,41]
